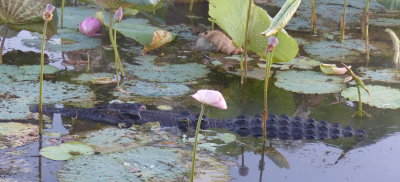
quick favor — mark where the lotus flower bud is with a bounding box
[114,7,123,23]
[79,17,102,37]
[43,4,56,21]
[266,36,279,52]
[192,90,227,109]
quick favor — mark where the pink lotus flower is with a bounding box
[79,17,102,37]
[114,7,123,23]
[192,90,227,109]
[43,4,56,21]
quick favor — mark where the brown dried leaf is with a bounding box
[199,30,242,55]
[142,30,174,54]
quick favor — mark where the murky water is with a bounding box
[2,1,400,182]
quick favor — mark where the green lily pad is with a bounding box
[125,56,210,83]
[358,67,400,83]
[40,141,95,161]
[72,72,115,83]
[23,29,101,52]
[341,85,400,109]
[0,64,59,82]
[275,70,346,94]
[114,80,191,98]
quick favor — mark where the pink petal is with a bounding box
[114,7,123,22]
[45,4,56,13]
[79,17,102,37]
[192,90,227,109]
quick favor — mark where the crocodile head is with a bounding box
[104,103,147,126]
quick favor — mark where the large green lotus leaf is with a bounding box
[341,85,400,109]
[124,55,209,83]
[114,80,191,97]
[40,141,95,161]
[58,7,99,30]
[358,67,400,83]
[23,29,101,52]
[0,0,57,36]
[0,122,38,149]
[0,64,59,83]
[377,0,400,10]
[209,0,298,62]
[121,0,162,12]
[275,70,346,94]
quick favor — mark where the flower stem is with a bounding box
[61,0,65,28]
[363,0,371,61]
[189,0,194,12]
[262,46,275,141]
[311,0,317,35]
[190,103,205,182]
[109,11,120,87]
[340,0,347,43]
[357,84,362,114]
[0,25,8,64]
[39,20,48,135]
[241,0,252,84]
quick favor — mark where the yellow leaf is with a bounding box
[142,30,174,54]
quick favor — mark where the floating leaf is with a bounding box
[385,28,400,66]
[341,85,400,109]
[358,67,400,83]
[271,57,321,70]
[261,0,301,37]
[143,30,174,54]
[0,122,38,149]
[209,0,299,62]
[114,80,191,97]
[377,0,400,10]
[72,73,115,83]
[275,70,346,94]
[40,141,95,161]
[320,64,350,75]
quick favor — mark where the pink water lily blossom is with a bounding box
[192,90,227,109]
[114,7,123,23]
[43,4,56,21]
[79,17,102,37]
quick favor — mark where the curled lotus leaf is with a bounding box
[143,30,174,54]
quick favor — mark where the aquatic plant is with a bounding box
[262,36,278,138]
[79,17,102,37]
[362,0,371,60]
[39,4,56,135]
[311,0,317,34]
[340,0,347,43]
[61,0,65,28]
[385,28,400,67]
[0,0,57,64]
[190,90,227,182]
[342,63,370,118]
[209,0,299,83]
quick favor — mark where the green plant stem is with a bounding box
[0,25,8,64]
[86,52,90,73]
[262,45,276,141]
[241,0,252,84]
[189,0,194,12]
[113,27,125,77]
[340,0,347,43]
[363,0,370,60]
[109,12,120,87]
[311,0,317,34]
[357,84,362,114]
[190,103,205,182]
[39,21,48,135]
[61,0,65,28]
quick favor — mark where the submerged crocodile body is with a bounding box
[32,103,366,140]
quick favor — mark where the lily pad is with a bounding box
[0,64,59,83]
[0,122,38,149]
[71,72,115,83]
[341,85,400,109]
[359,67,400,83]
[271,57,321,70]
[40,141,95,161]
[304,39,377,63]
[275,70,346,94]
[114,80,191,98]
[23,29,101,52]
[125,55,210,83]
[227,67,269,80]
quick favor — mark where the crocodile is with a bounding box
[31,103,366,140]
